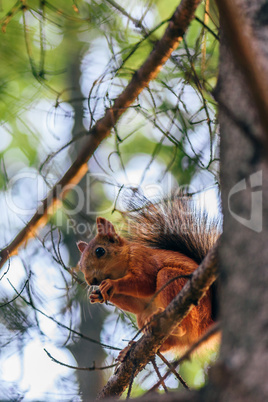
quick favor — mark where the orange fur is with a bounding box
[78,217,216,354]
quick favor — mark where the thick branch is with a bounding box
[97,242,219,399]
[0,0,201,270]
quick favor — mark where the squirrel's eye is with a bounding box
[95,247,105,258]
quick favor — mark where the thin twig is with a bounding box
[0,258,10,281]
[147,322,220,393]
[0,273,31,308]
[151,357,169,393]
[157,351,189,390]
[44,349,117,371]
[105,0,149,35]
[7,280,121,351]
[195,16,219,41]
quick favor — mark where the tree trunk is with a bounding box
[65,40,107,400]
[209,1,268,400]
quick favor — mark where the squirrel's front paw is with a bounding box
[99,279,115,302]
[89,289,104,304]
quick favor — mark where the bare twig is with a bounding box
[44,349,116,371]
[105,0,149,35]
[0,258,10,281]
[0,273,31,308]
[151,357,169,393]
[0,0,202,271]
[148,322,220,393]
[8,280,121,351]
[195,16,219,41]
[157,351,189,390]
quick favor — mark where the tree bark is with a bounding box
[65,40,107,400]
[208,1,268,401]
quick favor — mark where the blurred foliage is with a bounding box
[0,0,219,399]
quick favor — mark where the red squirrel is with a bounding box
[77,196,219,353]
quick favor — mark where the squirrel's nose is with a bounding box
[91,277,99,286]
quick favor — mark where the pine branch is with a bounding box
[0,0,202,271]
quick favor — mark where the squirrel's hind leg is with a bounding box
[155,267,197,344]
[155,267,189,309]
[156,267,214,346]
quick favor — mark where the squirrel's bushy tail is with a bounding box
[124,193,220,264]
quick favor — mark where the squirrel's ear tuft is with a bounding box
[96,217,116,236]
[96,217,122,243]
[77,241,88,253]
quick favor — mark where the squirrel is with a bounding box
[77,194,220,354]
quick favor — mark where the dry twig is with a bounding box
[149,322,220,393]
[44,349,117,371]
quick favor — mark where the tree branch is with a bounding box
[96,241,219,399]
[44,349,117,371]
[0,0,202,271]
